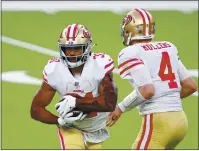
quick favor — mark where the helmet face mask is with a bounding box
[121,8,156,46]
[59,41,92,68]
[58,24,92,68]
[120,24,126,45]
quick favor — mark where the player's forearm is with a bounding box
[180,77,197,99]
[118,89,146,112]
[76,95,117,112]
[31,105,59,124]
[76,74,118,112]
[76,85,117,112]
[180,86,197,99]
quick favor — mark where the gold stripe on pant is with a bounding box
[132,111,188,149]
[57,128,102,149]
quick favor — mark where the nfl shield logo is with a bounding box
[68,41,73,45]
[74,82,80,89]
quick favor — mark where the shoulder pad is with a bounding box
[118,46,144,79]
[42,57,61,83]
[164,41,179,59]
[163,41,178,51]
[92,53,115,76]
[118,45,139,60]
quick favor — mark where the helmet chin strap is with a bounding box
[67,60,84,68]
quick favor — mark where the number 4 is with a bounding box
[158,52,178,89]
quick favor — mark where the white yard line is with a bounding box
[1,35,198,97]
[2,71,42,85]
[1,36,59,57]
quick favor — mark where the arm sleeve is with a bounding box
[127,64,153,87]
[103,54,115,75]
[178,60,191,81]
[118,48,153,86]
[94,53,115,77]
[42,58,60,89]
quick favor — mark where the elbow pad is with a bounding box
[118,90,146,112]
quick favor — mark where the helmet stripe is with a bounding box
[135,8,150,35]
[139,9,149,35]
[66,25,72,41]
[68,24,76,40]
[72,24,79,41]
[142,9,151,35]
[135,8,146,35]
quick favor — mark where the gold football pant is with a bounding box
[57,128,102,149]
[132,111,188,149]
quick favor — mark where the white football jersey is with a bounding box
[42,53,114,142]
[118,41,183,115]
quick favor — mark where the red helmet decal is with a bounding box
[83,29,91,38]
[122,15,133,25]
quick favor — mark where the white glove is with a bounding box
[55,95,76,116]
[57,112,86,125]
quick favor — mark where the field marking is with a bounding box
[2,71,42,85]
[1,36,59,57]
[1,35,198,97]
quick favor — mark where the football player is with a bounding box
[31,24,117,149]
[106,8,197,149]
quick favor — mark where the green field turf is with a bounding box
[2,10,198,149]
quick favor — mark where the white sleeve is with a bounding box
[94,53,115,76]
[42,58,60,89]
[124,64,153,87]
[178,60,191,81]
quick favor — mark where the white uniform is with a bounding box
[118,41,187,115]
[42,53,114,143]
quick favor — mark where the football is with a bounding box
[70,110,83,117]
[69,109,90,117]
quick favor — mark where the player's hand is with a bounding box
[58,112,84,125]
[106,106,122,127]
[55,95,76,117]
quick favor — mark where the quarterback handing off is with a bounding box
[31,24,117,149]
[107,8,197,149]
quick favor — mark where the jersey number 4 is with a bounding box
[158,52,178,89]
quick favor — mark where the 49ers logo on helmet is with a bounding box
[122,15,133,25]
[83,29,91,38]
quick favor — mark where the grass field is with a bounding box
[2,10,198,149]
